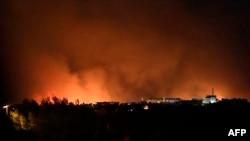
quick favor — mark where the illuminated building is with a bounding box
[146,98,164,103]
[202,88,219,106]
[146,97,181,104]
[165,98,181,103]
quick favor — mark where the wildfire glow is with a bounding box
[1,0,249,104]
[33,69,111,104]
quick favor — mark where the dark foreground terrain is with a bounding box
[1,98,249,141]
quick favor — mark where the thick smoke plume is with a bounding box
[1,0,249,104]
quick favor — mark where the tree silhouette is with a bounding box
[41,97,52,106]
[61,98,69,105]
[75,99,79,105]
[52,96,61,105]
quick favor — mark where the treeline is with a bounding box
[3,97,250,141]
[7,97,97,141]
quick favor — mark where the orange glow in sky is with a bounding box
[1,0,250,104]
[33,70,111,104]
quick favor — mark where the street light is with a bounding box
[2,105,9,116]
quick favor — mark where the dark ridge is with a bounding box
[1,97,249,141]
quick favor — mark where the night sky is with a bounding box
[0,0,250,104]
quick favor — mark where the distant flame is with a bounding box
[33,69,111,104]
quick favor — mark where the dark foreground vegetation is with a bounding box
[1,97,250,141]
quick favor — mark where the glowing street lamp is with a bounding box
[2,105,9,116]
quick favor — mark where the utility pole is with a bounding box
[2,105,9,116]
[212,88,214,96]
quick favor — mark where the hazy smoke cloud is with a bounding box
[1,0,249,104]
